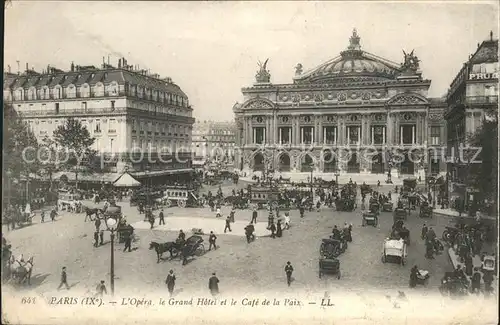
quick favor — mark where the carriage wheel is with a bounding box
[195,244,205,256]
[178,200,186,208]
[164,199,172,208]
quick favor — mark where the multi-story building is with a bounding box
[444,32,498,206]
[3,58,195,183]
[233,29,447,183]
[191,120,236,165]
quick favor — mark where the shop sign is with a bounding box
[468,72,499,80]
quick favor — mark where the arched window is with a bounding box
[66,84,76,98]
[53,86,62,99]
[80,84,90,98]
[42,86,50,99]
[28,87,37,100]
[95,82,104,97]
[137,86,144,98]
[15,88,23,100]
[108,81,118,96]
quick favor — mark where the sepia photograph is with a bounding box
[2,1,499,324]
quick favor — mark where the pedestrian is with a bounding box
[284,212,290,230]
[99,230,104,246]
[41,211,45,223]
[95,280,107,297]
[421,223,428,240]
[483,271,494,295]
[95,218,101,232]
[57,267,70,290]
[216,207,222,218]
[93,231,99,247]
[299,206,305,218]
[159,209,165,225]
[251,209,257,224]
[229,209,235,223]
[208,231,217,251]
[208,272,219,296]
[123,233,132,252]
[224,216,232,233]
[471,268,481,294]
[285,261,294,286]
[165,270,176,297]
[270,222,276,239]
[50,208,57,222]
[148,213,155,229]
[276,220,283,238]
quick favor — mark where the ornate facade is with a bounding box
[3,58,195,180]
[233,30,447,181]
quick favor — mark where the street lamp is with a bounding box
[309,162,314,195]
[334,167,340,189]
[104,217,117,296]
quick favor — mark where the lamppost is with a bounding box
[309,162,314,195]
[334,167,340,189]
[104,217,117,296]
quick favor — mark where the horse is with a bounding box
[9,255,34,285]
[149,241,181,263]
[84,207,101,222]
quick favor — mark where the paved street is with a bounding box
[3,182,454,297]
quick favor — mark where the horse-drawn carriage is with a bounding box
[393,207,407,223]
[360,184,372,196]
[382,202,393,212]
[149,235,205,264]
[369,200,380,215]
[159,187,203,208]
[382,238,407,265]
[3,206,35,228]
[362,212,378,227]
[130,190,162,207]
[419,204,433,218]
[319,238,342,279]
[249,185,279,209]
[57,190,82,212]
[336,197,355,212]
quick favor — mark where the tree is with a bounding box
[2,103,39,205]
[39,136,62,191]
[52,118,96,189]
[466,111,498,215]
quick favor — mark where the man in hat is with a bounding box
[57,267,70,290]
[165,270,176,297]
[284,262,294,287]
[95,280,107,297]
[251,208,258,224]
[208,272,219,296]
[159,209,165,225]
[224,216,232,233]
[208,231,217,251]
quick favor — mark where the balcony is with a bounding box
[465,96,498,105]
[108,129,116,133]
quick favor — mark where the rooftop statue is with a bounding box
[255,59,271,83]
[401,50,420,72]
[295,63,303,75]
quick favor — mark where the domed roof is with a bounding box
[294,29,402,84]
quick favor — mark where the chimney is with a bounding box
[26,62,29,72]
[103,56,105,64]
[490,30,493,41]
[8,65,11,73]
[477,43,480,48]
[71,62,75,72]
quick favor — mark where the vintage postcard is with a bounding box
[2,1,499,324]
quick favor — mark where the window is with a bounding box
[81,84,90,98]
[132,120,137,133]
[95,120,101,133]
[431,158,440,175]
[253,127,265,144]
[371,126,386,145]
[400,125,415,144]
[323,126,337,144]
[346,126,360,145]
[54,86,62,99]
[55,103,60,114]
[67,85,76,98]
[430,126,440,145]
[82,102,87,111]
[109,119,116,133]
[111,100,115,111]
[300,126,314,144]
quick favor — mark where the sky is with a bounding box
[4,1,499,121]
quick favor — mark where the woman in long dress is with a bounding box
[276,220,283,238]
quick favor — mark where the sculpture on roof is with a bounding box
[347,28,361,51]
[295,63,303,75]
[401,50,420,72]
[255,59,271,83]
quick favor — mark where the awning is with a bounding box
[132,168,193,178]
[54,172,120,184]
[113,172,141,187]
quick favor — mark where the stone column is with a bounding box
[386,113,392,146]
[337,117,342,145]
[317,116,322,145]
